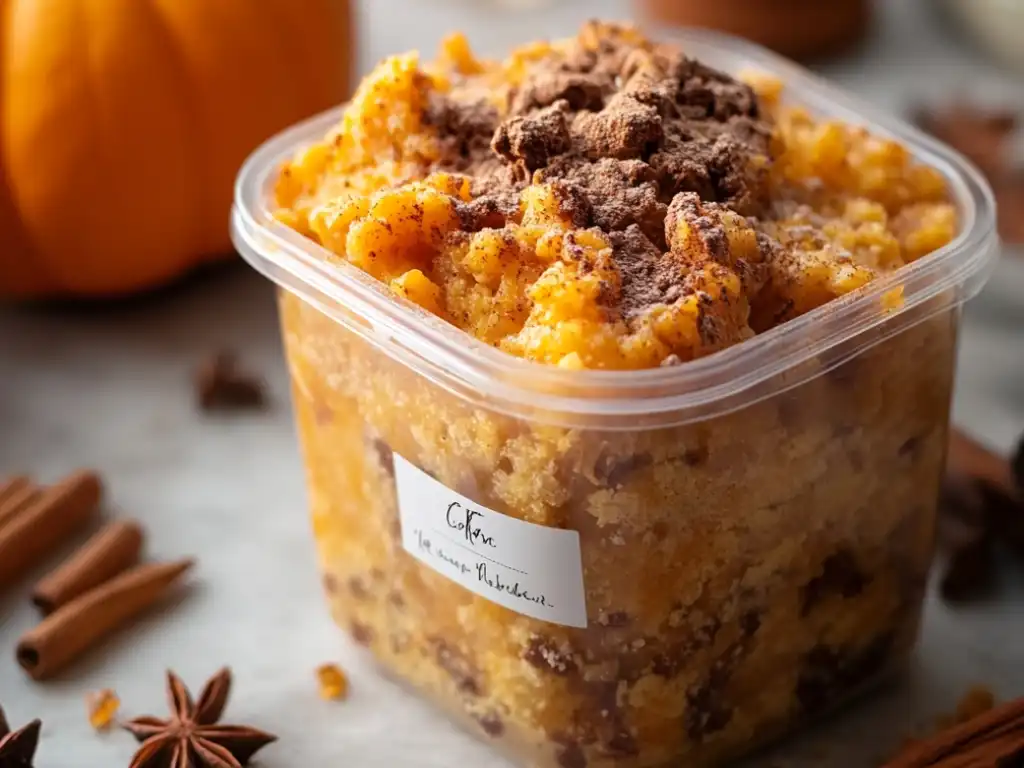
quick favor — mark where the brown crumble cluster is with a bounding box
[276,22,955,370]
[275,22,961,768]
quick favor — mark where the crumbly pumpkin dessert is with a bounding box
[274,21,960,768]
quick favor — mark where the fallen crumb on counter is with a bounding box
[86,688,120,731]
[194,351,268,412]
[316,663,350,701]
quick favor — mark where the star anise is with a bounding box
[123,668,276,768]
[0,706,41,768]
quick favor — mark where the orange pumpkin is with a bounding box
[0,0,353,298]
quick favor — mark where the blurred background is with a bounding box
[0,1,1022,766]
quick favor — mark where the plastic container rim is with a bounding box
[231,26,999,421]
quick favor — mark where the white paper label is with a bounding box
[394,454,587,628]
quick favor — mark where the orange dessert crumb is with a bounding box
[86,689,119,731]
[316,663,350,701]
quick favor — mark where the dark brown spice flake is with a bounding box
[194,352,267,412]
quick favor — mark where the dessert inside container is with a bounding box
[232,25,997,768]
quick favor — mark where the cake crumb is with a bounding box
[86,689,120,731]
[316,663,350,700]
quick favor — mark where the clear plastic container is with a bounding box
[231,28,997,768]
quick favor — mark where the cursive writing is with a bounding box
[446,502,496,548]
[414,528,471,575]
[476,562,551,608]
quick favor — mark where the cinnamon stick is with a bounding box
[0,484,41,532]
[0,474,31,507]
[882,697,1024,767]
[0,471,103,591]
[31,520,145,615]
[16,558,194,680]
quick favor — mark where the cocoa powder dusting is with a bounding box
[424,22,771,321]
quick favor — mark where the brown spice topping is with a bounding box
[427,22,771,317]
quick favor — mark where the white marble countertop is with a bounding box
[2,1,1024,766]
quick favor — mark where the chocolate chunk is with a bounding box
[350,622,375,646]
[801,549,868,616]
[367,435,394,475]
[348,576,370,600]
[322,573,339,595]
[523,636,579,676]
[796,633,894,713]
[593,450,652,489]
[682,446,709,466]
[474,712,505,738]
[432,638,483,696]
[683,613,762,740]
